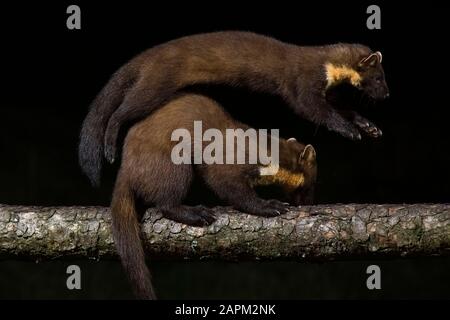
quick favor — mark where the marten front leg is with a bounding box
[220,183,288,217]
[203,167,288,217]
[325,109,362,140]
[339,111,382,138]
[294,97,362,140]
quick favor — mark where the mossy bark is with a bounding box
[1,204,449,260]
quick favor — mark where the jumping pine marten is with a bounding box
[79,31,388,186]
[111,93,317,299]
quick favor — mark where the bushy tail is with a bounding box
[110,177,156,300]
[78,67,135,186]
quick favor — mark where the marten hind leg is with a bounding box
[104,85,175,164]
[159,205,216,227]
[134,157,216,227]
[202,166,288,217]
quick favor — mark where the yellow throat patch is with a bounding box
[325,63,362,88]
[254,166,305,190]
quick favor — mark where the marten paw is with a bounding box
[328,120,362,141]
[161,206,216,227]
[255,199,289,217]
[187,206,217,226]
[353,119,383,138]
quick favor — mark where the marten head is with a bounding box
[256,138,317,205]
[287,140,317,205]
[355,51,389,100]
[325,50,389,100]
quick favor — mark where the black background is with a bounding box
[0,1,449,299]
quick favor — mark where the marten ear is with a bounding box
[299,144,316,163]
[359,51,382,68]
[287,137,297,143]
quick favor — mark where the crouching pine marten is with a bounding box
[111,94,317,299]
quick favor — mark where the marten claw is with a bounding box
[334,123,361,141]
[353,118,382,138]
[258,199,289,217]
[242,200,286,217]
[361,124,382,138]
[190,206,217,226]
[344,130,362,141]
[360,121,370,128]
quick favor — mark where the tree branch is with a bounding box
[1,204,449,260]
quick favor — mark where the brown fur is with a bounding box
[111,93,317,299]
[79,31,388,186]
